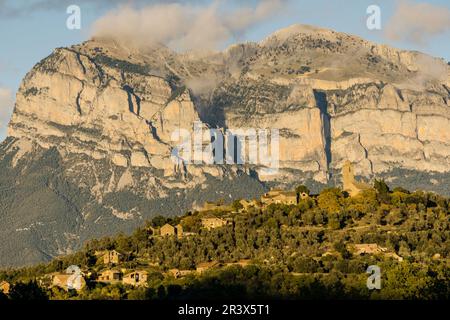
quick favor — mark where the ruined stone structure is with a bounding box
[342,161,371,196]
[122,270,148,287]
[101,250,123,265]
[261,190,298,205]
[201,217,228,230]
[97,269,122,283]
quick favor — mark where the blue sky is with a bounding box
[0,0,449,138]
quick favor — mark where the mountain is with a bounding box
[1,24,449,267]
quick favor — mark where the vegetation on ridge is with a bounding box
[0,181,449,300]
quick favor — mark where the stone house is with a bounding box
[97,269,122,284]
[123,270,148,287]
[385,252,404,262]
[201,217,228,230]
[239,199,260,211]
[167,269,193,279]
[160,223,183,238]
[160,223,175,236]
[261,190,298,205]
[0,281,10,295]
[96,250,123,264]
[351,244,387,255]
[168,269,181,278]
[196,261,221,273]
[350,243,403,261]
[105,250,123,264]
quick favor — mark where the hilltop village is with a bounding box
[0,187,324,294]
[0,162,448,300]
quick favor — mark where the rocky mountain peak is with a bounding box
[262,24,342,43]
[6,25,450,180]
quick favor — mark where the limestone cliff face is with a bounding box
[328,83,450,176]
[10,46,181,174]
[7,26,450,187]
[1,25,450,266]
[198,25,450,184]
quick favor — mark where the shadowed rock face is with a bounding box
[1,24,449,267]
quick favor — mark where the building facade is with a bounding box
[201,217,228,230]
[123,271,148,287]
[160,224,183,237]
[98,269,122,283]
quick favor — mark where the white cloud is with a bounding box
[385,0,450,45]
[0,87,14,133]
[223,0,284,36]
[91,0,286,52]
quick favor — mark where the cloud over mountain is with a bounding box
[91,0,286,52]
[385,0,450,45]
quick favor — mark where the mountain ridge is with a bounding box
[1,24,449,267]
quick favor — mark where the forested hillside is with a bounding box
[1,183,449,300]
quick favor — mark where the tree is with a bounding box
[317,188,343,213]
[9,281,48,300]
[127,287,150,300]
[375,263,435,299]
[167,284,183,299]
[232,200,244,212]
[398,241,411,258]
[374,179,390,203]
[83,251,97,267]
[374,179,390,194]
[392,187,410,194]
[296,185,310,196]
[151,216,167,228]
[0,291,8,301]
[386,208,405,225]
[179,257,195,270]
[292,257,319,273]
[157,285,166,299]
[328,212,343,230]
[314,211,325,225]
[132,227,151,243]
[147,271,164,287]
[334,241,352,259]
[115,233,134,253]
